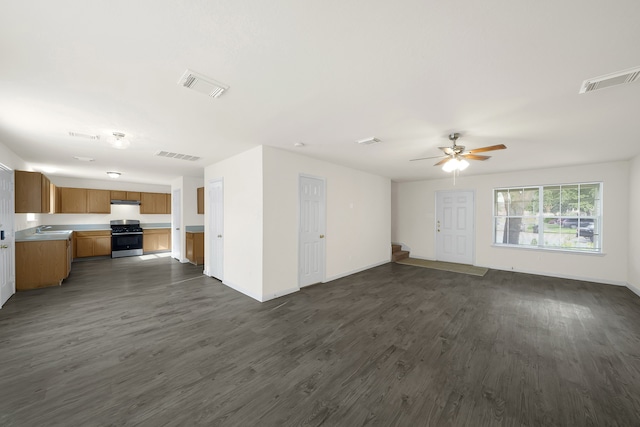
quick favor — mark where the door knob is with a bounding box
[0,245,8,249]
[319,235,325,239]
[217,234,222,238]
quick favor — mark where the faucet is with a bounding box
[35,225,52,234]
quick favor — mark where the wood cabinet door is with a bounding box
[186,233,194,261]
[197,187,204,214]
[126,191,141,201]
[59,188,87,213]
[143,233,158,252]
[87,189,111,213]
[40,175,51,213]
[15,170,42,213]
[111,190,126,200]
[94,236,112,256]
[75,237,95,258]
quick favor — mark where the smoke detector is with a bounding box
[579,66,640,93]
[178,69,229,98]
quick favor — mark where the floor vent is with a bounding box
[178,69,228,98]
[154,151,201,161]
[579,66,640,93]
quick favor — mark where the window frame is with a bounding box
[493,182,602,254]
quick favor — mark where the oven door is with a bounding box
[111,232,143,258]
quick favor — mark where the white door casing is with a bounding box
[172,189,182,261]
[208,179,223,280]
[299,175,326,287]
[0,164,15,308]
[436,190,475,265]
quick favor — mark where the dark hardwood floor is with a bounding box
[1,256,640,426]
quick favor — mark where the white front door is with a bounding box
[0,164,15,308]
[299,175,325,287]
[208,179,223,280]
[172,189,182,261]
[436,190,474,264]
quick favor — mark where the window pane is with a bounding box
[495,190,508,216]
[543,186,560,219]
[522,188,539,215]
[579,184,599,216]
[560,185,579,215]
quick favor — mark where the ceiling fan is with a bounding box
[410,133,507,172]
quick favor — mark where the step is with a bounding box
[392,250,410,262]
[391,244,402,253]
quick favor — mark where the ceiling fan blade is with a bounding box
[461,154,491,161]
[434,157,450,166]
[410,155,447,162]
[439,147,454,155]
[466,144,507,154]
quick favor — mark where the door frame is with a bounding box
[206,178,224,281]
[298,173,327,288]
[435,189,476,265]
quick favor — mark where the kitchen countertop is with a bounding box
[16,230,74,242]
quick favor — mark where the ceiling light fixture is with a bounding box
[294,142,305,147]
[442,157,470,172]
[111,132,130,149]
[106,171,121,179]
[73,156,95,162]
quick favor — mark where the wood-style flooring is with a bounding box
[1,256,640,426]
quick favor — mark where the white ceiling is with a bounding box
[1,0,640,184]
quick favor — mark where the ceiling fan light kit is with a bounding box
[410,132,507,174]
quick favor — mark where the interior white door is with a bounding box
[208,179,223,280]
[436,190,474,264]
[0,164,15,308]
[172,189,182,261]
[299,175,325,287]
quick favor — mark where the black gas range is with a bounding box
[110,219,143,258]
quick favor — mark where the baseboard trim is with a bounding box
[221,279,262,302]
[626,282,640,298]
[261,287,299,302]
[479,264,628,288]
[324,260,389,282]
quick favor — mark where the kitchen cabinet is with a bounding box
[57,188,111,213]
[140,192,171,214]
[15,170,51,213]
[186,232,204,265]
[58,187,87,213]
[197,187,204,214]
[87,189,111,213]
[143,228,171,253]
[16,236,72,290]
[74,230,111,258]
[110,191,141,201]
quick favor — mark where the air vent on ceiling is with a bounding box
[178,69,229,98]
[579,66,640,93]
[154,151,201,162]
[69,131,100,140]
[356,137,381,145]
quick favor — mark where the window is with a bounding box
[494,183,601,252]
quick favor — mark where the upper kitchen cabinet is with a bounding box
[58,188,111,213]
[197,187,204,214]
[15,170,51,213]
[110,190,141,201]
[140,192,171,214]
[87,189,111,213]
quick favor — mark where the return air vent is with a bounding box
[69,131,100,140]
[178,69,229,98]
[579,66,640,93]
[154,151,201,162]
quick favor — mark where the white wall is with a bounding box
[393,160,629,285]
[262,146,391,300]
[629,155,640,295]
[204,146,264,300]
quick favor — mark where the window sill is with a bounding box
[491,244,604,256]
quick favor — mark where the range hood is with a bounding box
[110,199,141,206]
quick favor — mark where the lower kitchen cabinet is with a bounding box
[16,237,72,290]
[143,228,171,253]
[74,230,112,258]
[186,232,204,265]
